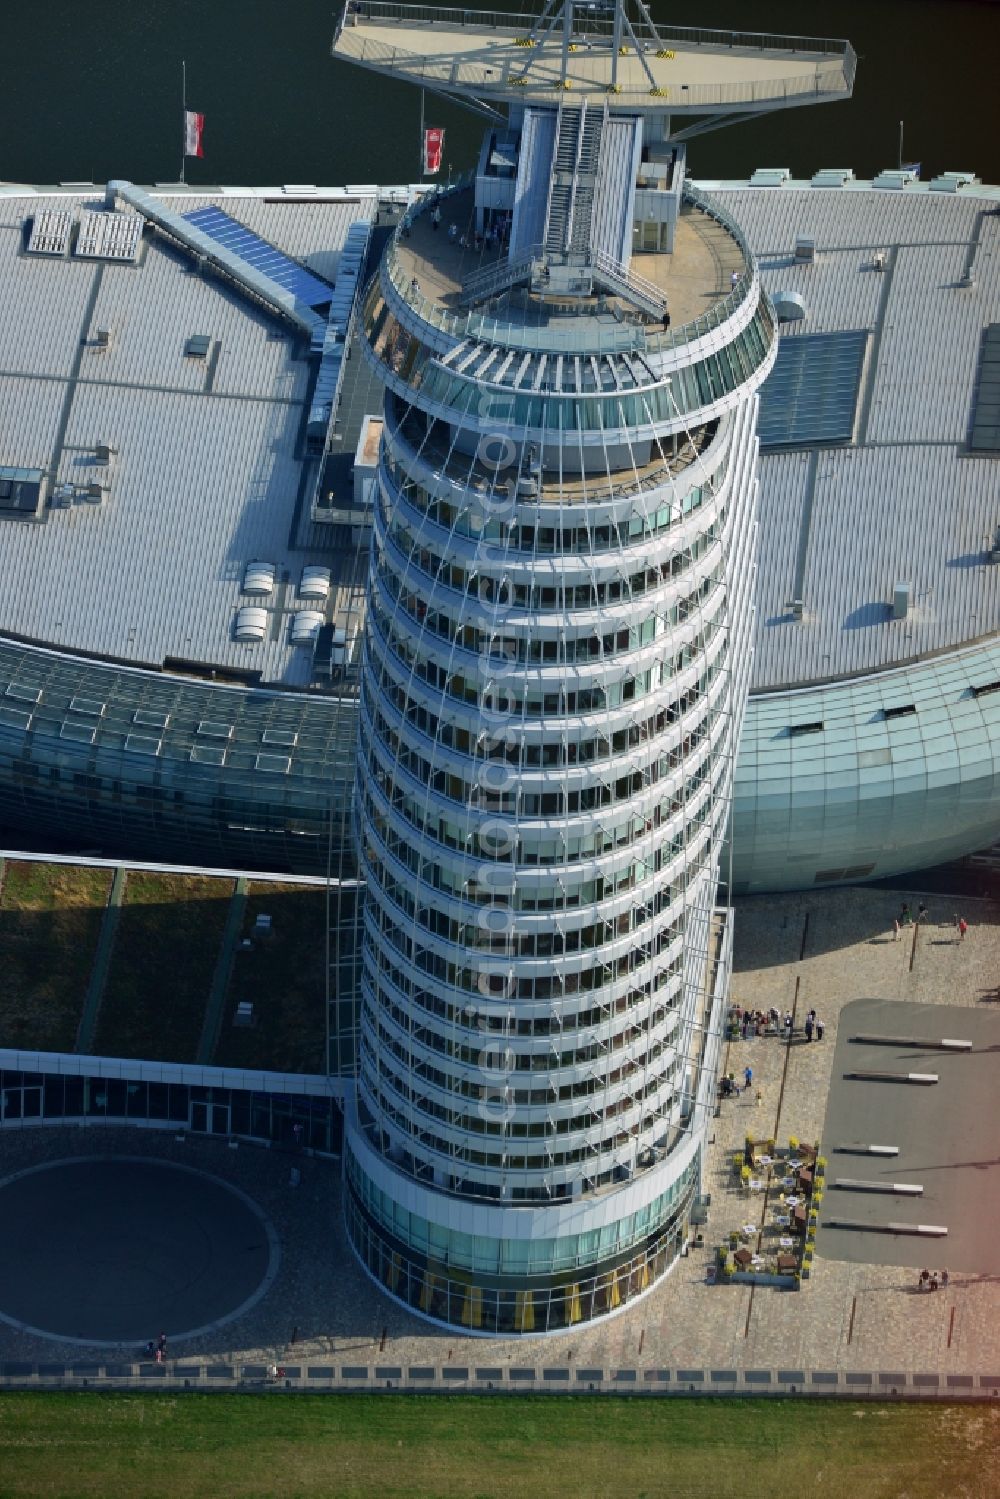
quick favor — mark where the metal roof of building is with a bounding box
[0,185,376,689]
[708,179,1000,692]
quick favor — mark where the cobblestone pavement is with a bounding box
[0,884,998,1377]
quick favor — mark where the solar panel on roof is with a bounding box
[181,206,334,309]
[757,329,868,450]
[970,324,1000,453]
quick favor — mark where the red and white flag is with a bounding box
[423,126,444,176]
[184,110,205,159]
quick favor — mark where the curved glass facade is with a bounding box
[345,172,773,1332]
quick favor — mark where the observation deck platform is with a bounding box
[391,187,744,341]
[334,3,855,115]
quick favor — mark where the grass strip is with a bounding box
[0,1394,995,1499]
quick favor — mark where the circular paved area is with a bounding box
[0,1157,279,1345]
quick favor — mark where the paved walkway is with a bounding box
[0,884,997,1379]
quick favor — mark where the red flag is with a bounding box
[423,127,444,176]
[184,110,205,159]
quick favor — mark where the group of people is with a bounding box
[917,1268,949,1292]
[730,1004,825,1043]
[430,202,512,256]
[144,1332,168,1363]
[893,903,969,941]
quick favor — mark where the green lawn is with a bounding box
[93,872,234,1061]
[0,1394,995,1499]
[0,860,111,1051]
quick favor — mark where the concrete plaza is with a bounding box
[0,883,998,1383]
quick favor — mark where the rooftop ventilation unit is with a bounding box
[26,211,74,256]
[94,328,111,349]
[893,582,911,620]
[750,168,791,188]
[94,442,114,465]
[794,236,817,265]
[873,167,919,191]
[242,561,275,597]
[185,333,212,359]
[772,291,807,324]
[930,171,978,194]
[234,606,267,642]
[872,251,888,273]
[290,610,325,645]
[298,566,331,601]
[811,169,855,189]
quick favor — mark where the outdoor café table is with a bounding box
[757,1155,772,1167]
[741,1223,757,1237]
[785,1194,802,1208]
[779,1236,795,1249]
[788,1159,804,1170]
[779,1177,795,1189]
[748,1178,764,1193]
[775,1214,791,1228]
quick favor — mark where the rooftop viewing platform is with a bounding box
[334,2,856,114]
[380,179,747,358]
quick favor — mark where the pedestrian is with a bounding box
[730,269,739,289]
[804,1016,813,1042]
[929,1275,939,1292]
[958,916,968,941]
[783,1010,793,1040]
[431,205,441,231]
[919,1269,929,1291]
[816,1017,825,1041]
[900,903,912,926]
[744,1065,753,1091]
[755,1088,763,1107]
[917,902,929,923]
[892,918,900,941]
[447,222,458,242]
[940,1268,949,1288]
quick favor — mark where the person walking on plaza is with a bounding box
[900,902,912,927]
[804,1014,814,1043]
[940,1268,949,1288]
[744,1065,753,1092]
[958,915,969,941]
[816,1017,825,1041]
[892,917,900,941]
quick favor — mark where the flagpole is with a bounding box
[419,88,425,179]
[898,119,903,173]
[181,60,187,184]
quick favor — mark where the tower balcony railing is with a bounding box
[340,3,855,67]
[381,178,760,359]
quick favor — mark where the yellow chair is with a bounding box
[568,1285,582,1325]
[515,1290,535,1333]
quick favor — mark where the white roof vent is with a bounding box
[873,167,919,190]
[299,565,331,601]
[243,561,276,597]
[750,167,791,188]
[811,168,855,189]
[290,609,325,644]
[772,290,807,324]
[234,606,267,642]
[930,170,978,194]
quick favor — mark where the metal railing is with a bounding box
[340,2,855,64]
[381,179,756,360]
[335,26,854,109]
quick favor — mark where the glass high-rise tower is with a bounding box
[334,1,854,1333]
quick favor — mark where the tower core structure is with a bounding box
[334,1,853,1334]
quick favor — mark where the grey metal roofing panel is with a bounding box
[592,114,642,266]
[0,188,375,690]
[971,324,1000,451]
[510,109,556,258]
[707,183,1000,691]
